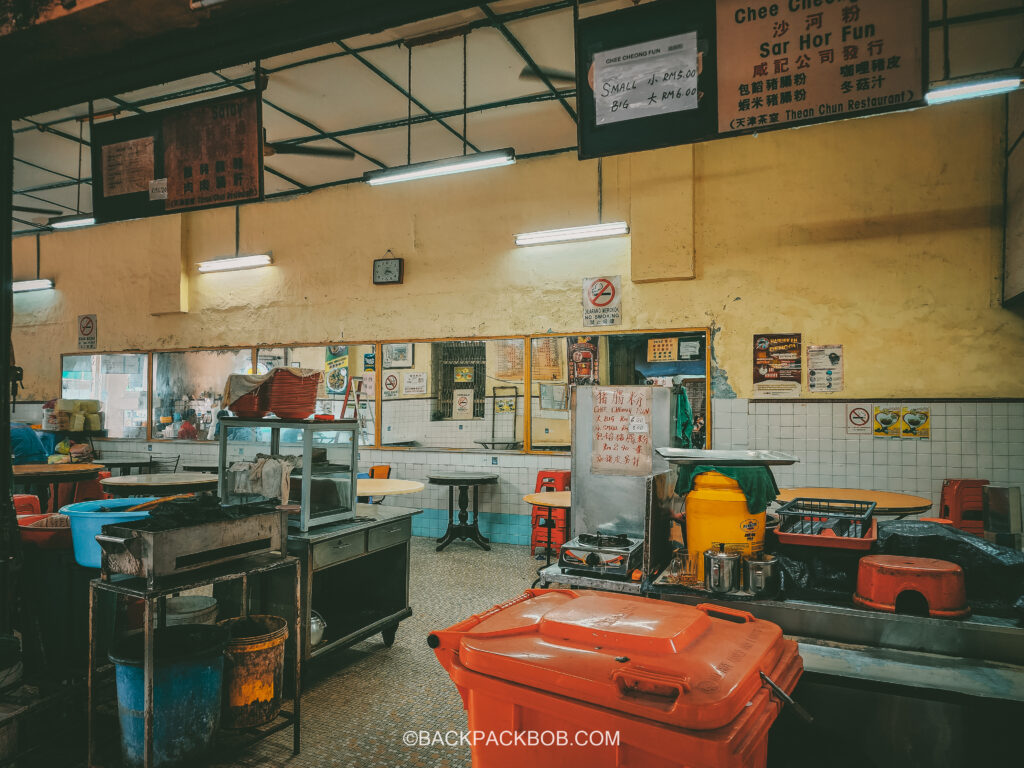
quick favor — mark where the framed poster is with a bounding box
[753,333,801,397]
[576,0,718,159]
[382,343,414,369]
[91,91,263,223]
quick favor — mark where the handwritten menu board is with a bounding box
[91,91,263,223]
[493,339,525,380]
[531,338,564,381]
[591,386,653,476]
[753,333,801,397]
[717,0,925,135]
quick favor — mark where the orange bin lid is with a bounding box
[437,590,797,732]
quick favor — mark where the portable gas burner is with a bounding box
[558,532,644,579]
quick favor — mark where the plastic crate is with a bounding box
[775,497,877,551]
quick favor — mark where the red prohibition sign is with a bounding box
[849,407,869,426]
[589,278,615,307]
[79,316,94,336]
[384,374,398,391]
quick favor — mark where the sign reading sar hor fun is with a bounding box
[591,386,653,477]
[716,0,926,135]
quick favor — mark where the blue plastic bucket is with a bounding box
[62,497,159,568]
[109,625,228,768]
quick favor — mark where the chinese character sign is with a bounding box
[591,386,653,477]
[716,0,924,134]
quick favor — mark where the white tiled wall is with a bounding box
[380,396,524,449]
[711,399,1024,510]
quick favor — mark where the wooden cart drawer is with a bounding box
[312,531,366,570]
[368,518,411,552]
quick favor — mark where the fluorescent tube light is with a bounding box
[365,148,515,186]
[926,74,1021,105]
[197,253,273,273]
[515,221,630,247]
[12,279,54,293]
[47,214,96,229]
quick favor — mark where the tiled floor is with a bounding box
[220,536,539,768]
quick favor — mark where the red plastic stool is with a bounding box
[74,471,113,503]
[534,470,570,493]
[939,479,988,535]
[853,555,970,619]
[13,494,41,516]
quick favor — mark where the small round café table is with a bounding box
[101,472,219,498]
[523,491,571,587]
[356,479,424,497]
[428,472,498,552]
[775,487,933,519]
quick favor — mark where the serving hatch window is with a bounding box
[61,353,149,438]
[151,349,253,441]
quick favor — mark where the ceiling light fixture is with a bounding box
[12,279,54,293]
[364,148,516,186]
[47,214,96,230]
[197,206,272,273]
[925,72,1022,105]
[515,221,630,247]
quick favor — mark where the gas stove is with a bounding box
[558,532,644,579]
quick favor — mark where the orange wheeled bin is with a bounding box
[429,589,802,768]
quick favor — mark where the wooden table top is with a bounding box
[523,491,571,508]
[101,472,219,489]
[12,463,103,481]
[776,487,932,515]
[95,457,152,468]
[427,472,499,485]
[357,479,424,496]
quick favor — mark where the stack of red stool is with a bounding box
[13,494,41,517]
[530,470,570,556]
[74,470,113,503]
[939,479,988,535]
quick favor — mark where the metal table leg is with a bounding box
[143,598,154,768]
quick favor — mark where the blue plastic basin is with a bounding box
[62,497,159,568]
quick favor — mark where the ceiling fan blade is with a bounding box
[13,204,63,215]
[265,142,355,159]
[519,64,575,86]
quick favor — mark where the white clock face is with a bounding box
[374,258,401,283]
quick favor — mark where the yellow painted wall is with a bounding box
[12,98,1024,401]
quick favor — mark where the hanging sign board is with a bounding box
[582,275,622,327]
[77,314,97,350]
[753,333,801,397]
[91,91,263,223]
[576,0,718,159]
[807,344,843,394]
[591,386,653,476]
[716,0,926,136]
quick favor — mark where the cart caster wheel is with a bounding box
[382,626,397,647]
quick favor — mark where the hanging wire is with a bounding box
[235,205,241,256]
[77,105,89,215]
[462,33,468,156]
[941,0,951,81]
[35,235,40,279]
[407,45,413,165]
[597,158,603,223]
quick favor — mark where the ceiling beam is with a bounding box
[479,4,576,123]
[14,178,90,195]
[264,165,310,192]
[14,156,81,183]
[14,191,69,211]
[335,40,480,154]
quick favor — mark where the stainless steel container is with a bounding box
[744,554,780,597]
[703,545,741,593]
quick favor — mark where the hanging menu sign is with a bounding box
[716,0,926,135]
[591,386,653,476]
[753,333,801,397]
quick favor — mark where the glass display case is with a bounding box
[217,417,359,531]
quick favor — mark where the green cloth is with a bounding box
[674,465,779,514]
[674,389,694,448]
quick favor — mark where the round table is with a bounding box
[523,491,571,586]
[13,463,104,511]
[181,463,218,473]
[357,479,424,497]
[776,488,933,518]
[427,472,498,552]
[95,457,153,476]
[101,472,219,497]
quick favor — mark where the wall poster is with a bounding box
[753,333,801,397]
[807,344,843,393]
[591,386,652,476]
[531,338,564,381]
[900,406,930,439]
[873,405,901,437]
[325,345,349,394]
[403,372,427,396]
[568,336,600,385]
[493,339,525,380]
[716,0,926,135]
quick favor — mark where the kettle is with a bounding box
[703,544,741,593]
[310,610,327,646]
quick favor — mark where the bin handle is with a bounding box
[612,666,689,704]
[94,534,133,554]
[696,603,755,623]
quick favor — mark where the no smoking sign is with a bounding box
[582,275,622,327]
[78,314,97,350]
[383,374,399,399]
[846,404,871,435]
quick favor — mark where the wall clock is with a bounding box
[373,255,404,285]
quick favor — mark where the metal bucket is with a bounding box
[218,615,288,729]
[166,596,218,627]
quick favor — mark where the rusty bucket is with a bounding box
[218,615,288,729]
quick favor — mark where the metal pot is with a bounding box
[703,544,741,594]
[744,554,780,597]
[310,610,327,646]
